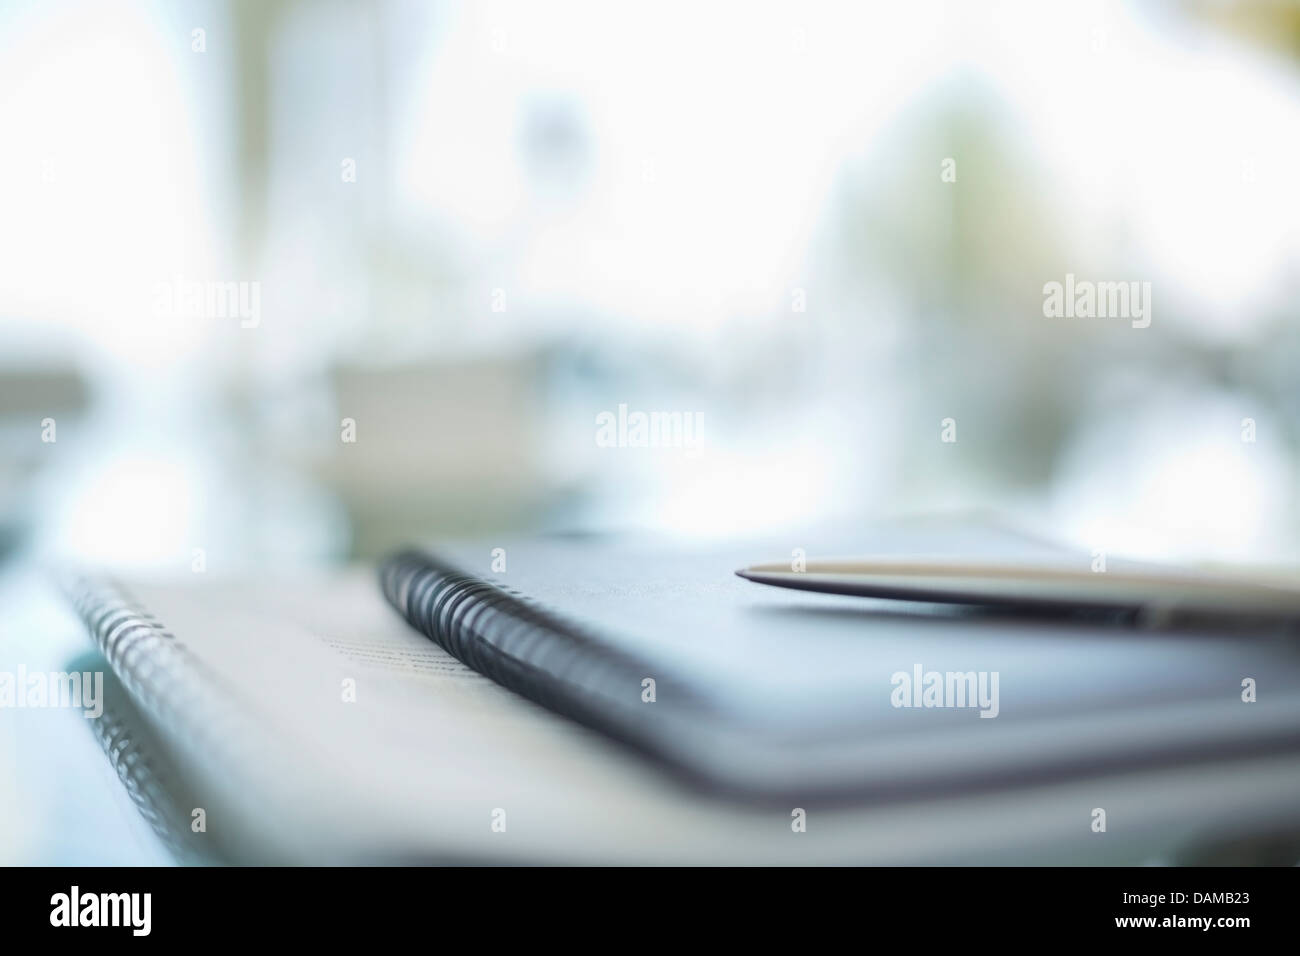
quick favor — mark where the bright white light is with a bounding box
[0,2,216,365]
[975,0,1300,343]
[51,457,197,569]
[1052,395,1293,562]
[396,0,947,332]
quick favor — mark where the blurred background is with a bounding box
[3,0,1300,575]
[4,0,1300,867]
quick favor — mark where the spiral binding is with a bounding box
[378,549,714,774]
[86,670,217,864]
[60,572,312,862]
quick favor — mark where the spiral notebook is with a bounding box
[72,651,220,865]
[61,524,1300,863]
[380,533,1300,802]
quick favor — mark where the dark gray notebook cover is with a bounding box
[380,526,1300,803]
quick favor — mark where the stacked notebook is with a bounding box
[64,523,1300,864]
